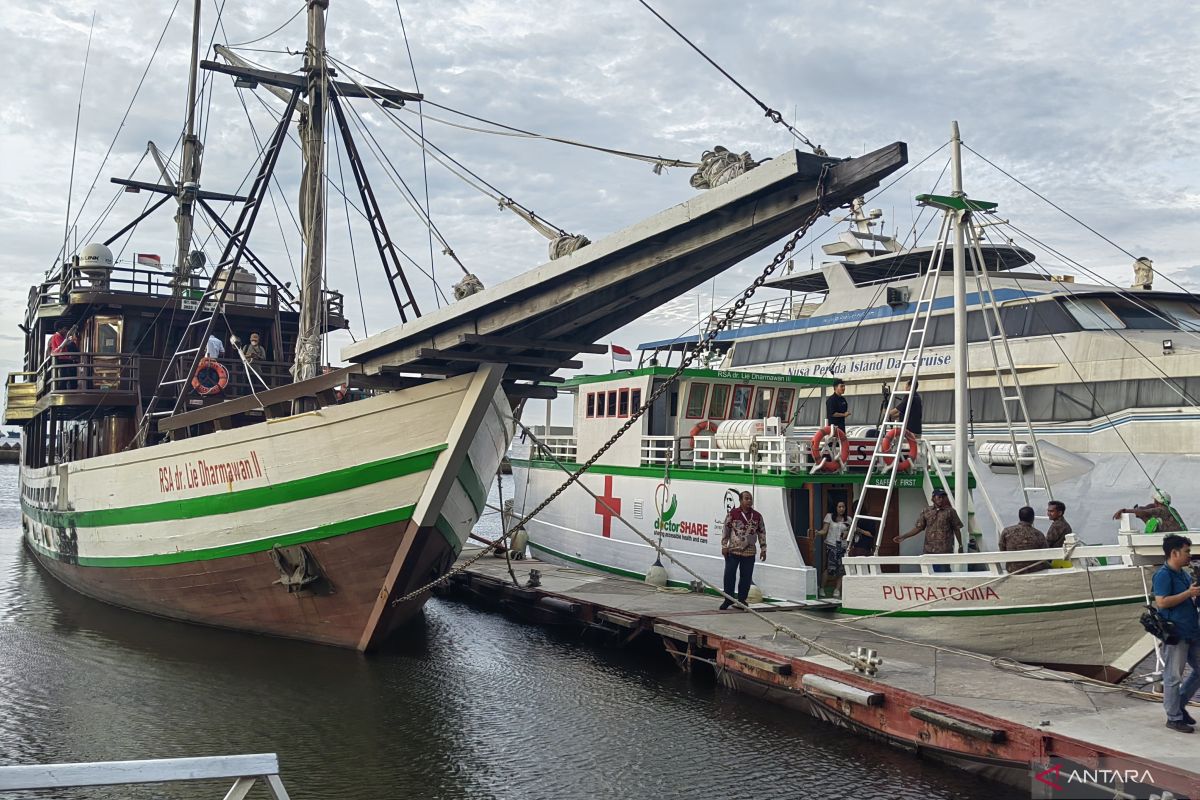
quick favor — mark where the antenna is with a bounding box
[62,12,96,265]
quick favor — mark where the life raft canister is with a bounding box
[810,425,850,472]
[879,427,919,471]
[689,419,719,459]
[192,357,229,396]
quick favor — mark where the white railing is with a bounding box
[640,435,676,466]
[689,434,811,472]
[535,435,577,461]
[843,529,1172,576]
[0,754,291,798]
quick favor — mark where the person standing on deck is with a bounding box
[206,333,226,360]
[1113,489,1185,533]
[887,377,922,435]
[998,506,1049,574]
[893,488,961,572]
[825,379,850,431]
[1153,534,1200,733]
[242,332,266,363]
[1045,500,1072,549]
[720,491,766,610]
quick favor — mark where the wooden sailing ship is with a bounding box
[3,1,907,650]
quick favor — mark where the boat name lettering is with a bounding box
[713,370,791,384]
[788,353,951,378]
[880,584,1000,602]
[653,517,710,542]
[157,451,264,493]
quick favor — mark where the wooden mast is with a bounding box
[175,0,203,291]
[294,0,329,389]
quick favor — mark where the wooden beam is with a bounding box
[504,371,564,383]
[458,333,607,355]
[417,349,581,370]
[504,384,558,400]
[200,60,422,104]
[157,366,357,432]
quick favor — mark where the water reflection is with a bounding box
[0,466,1013,799]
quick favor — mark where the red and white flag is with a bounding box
[610,344,633,363]
[135,253,162,269]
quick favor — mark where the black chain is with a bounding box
[390,165,832,606]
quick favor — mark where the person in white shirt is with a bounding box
[206,334,225,360]
[819,500,853,599]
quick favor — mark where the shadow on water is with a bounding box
[0,467,1016,799]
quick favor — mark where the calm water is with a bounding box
[0,464,1014,799]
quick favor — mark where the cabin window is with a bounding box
[785,335,810,361]
[1062,297,1124,331]
[753,387,773,418]
[618,388,630,417]
[729,384,753,419]
[773,388,795,420]
[708,384,731,419]
[766,337,790,362]
[586,392,596,417]
[684,383,708,418]
[607,390,618,417]
[1160,300,1200,332]
[1026,300,1081,336]
[630,388,642,412]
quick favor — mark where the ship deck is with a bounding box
[446,551,1199,797]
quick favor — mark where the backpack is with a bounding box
[1140,604,1179,645]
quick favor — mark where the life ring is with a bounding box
[690,420,719,459]
[809,425,849,472]
[191,357,229,396]
[879,427,919,471]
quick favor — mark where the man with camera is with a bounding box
[1153,534,1200,733]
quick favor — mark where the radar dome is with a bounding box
[77,243,114,270]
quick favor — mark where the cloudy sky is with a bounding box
[2,0,1198,386]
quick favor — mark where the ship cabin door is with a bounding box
[88,315,123,391]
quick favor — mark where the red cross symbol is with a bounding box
[594,475,622,538]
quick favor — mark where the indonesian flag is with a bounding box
[610,344,633,362]
[136,253,162,269]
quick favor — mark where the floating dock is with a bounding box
[443,551,1199,799]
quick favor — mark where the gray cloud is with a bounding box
[1,0,1198,386]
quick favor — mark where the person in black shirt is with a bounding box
[888,378,923,435]
[825,379,850,431]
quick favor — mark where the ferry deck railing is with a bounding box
[0,753,291,798]
[536,435,578,461]
[39,263,284,310]
[38,353,140,395]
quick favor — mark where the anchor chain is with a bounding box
[391,163,833,608]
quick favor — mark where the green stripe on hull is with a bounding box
[511,458,972,490]
[457,455,488,516]
[838,595,1145,618]
[435,515,462,555]
[27,504,418,567]
[23,443,448,528]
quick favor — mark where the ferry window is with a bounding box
[1026,300,1080,336]
[708,384,731,419]
[754,387,773,418]
[793,391,821,425]
[730,345,750,367]
[630,388,642,412]
[729,384,754,419]
[785,334,810,361]
[1023,386,1054,421]
[1092,381,1134,415]
[1137,378,1187,407]
[586,392,596,417]
[1053,384,1094,421]
[1159,301,1200,332]
[807,330,834,359]
[831,327,857,356]
[1000,305,1030,338]
[766,337,790,363]
[854,323,883,353]
[922,390,952,424]
[1105,298,1174,330]
[966,310,991,343]
[607,390,618,417]
[1062,297,1125,331]
[879,320,911,351]
[618,388,630,417]
[773,388,795,420]
[684,383,709,418]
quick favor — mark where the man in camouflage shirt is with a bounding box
[1045,500,1072,549]
[999,506,1049,574]
[894,488,962,572]
[1113,489,1185,533]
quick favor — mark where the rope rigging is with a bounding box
[634,0,826,156]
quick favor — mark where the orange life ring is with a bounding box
[810,425,850,472]
[191,357,229,397]
[879,427,919,471]
[690,420,719,459]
